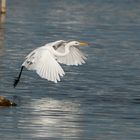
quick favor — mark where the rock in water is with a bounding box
[0,96,17,106]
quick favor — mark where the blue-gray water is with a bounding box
[0,0,140,139]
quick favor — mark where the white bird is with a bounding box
[14,40,88,87]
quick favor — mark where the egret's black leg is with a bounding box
[14,66,24,88]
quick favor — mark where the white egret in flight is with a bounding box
[14,40,88,87]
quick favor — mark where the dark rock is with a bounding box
[0,96,17,107]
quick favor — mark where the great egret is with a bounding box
[14,40,88,87]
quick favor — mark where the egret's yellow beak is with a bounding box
[79,42,89,46]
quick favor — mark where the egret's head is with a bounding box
[67,41,89,47]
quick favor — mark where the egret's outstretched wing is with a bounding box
[22,48,65,83]
[22,48,40,70]
[56,45,87,66]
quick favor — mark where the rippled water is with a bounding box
[0,0,140,139]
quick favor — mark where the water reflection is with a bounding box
[0,14,5,56]
[0,14,5,81]
[18,98,83,139]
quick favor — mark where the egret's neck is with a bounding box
[53,44,70,57]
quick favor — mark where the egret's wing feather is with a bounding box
[22,48,41,70]
[56,46,87,65]
[22,48,65,83]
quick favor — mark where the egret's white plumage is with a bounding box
[14,40,88,87]
[56,45,87,65]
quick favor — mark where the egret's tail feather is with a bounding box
[14,66,24,88]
